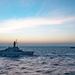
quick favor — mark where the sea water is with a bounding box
[0,46,75,75]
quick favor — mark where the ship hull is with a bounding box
[0,51,34,57]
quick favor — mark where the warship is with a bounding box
[0,41,34,57]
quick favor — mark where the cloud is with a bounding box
[0,17,75,33]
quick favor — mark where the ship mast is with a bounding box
[13,40,18,48]
[13,41,16,48]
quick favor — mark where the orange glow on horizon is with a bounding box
[0,37,75,45]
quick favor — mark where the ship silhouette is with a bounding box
[0,41,34,57]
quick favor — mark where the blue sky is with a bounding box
[0,0,75,45]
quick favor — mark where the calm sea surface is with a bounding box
[0,46,75,75]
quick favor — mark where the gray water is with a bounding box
[0,46,75,75]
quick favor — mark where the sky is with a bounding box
[0,0,75,46]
